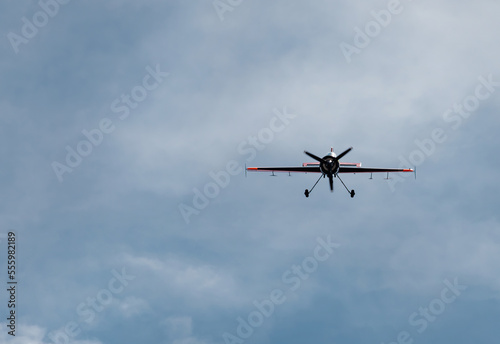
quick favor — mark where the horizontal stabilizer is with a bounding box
[303,162,362,167]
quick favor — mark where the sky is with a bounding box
[1,0,500,343]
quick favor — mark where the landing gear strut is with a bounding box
[304,174,323,198]
[337,174,355,198]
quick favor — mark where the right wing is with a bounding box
[338,166,413,174]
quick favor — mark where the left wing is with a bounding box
[339,166,413,173]
[246,166,321,173]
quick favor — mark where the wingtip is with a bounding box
[402,167,417,179]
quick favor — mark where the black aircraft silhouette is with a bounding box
[246,147,414,198]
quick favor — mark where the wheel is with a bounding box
[304,189,309,198]
[350,190,355,198]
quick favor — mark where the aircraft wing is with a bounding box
[246,166,321,173]
[338,167,413,173]
[247,166,413,174]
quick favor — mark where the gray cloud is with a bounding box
[1,0,499,343]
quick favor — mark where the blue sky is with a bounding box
[1,0,500,343]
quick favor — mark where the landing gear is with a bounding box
[304,174,323,198]
[337,174,355,198]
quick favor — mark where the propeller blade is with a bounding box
[328,174,334,192]
[335,147,353,161]
[304,151,324,162]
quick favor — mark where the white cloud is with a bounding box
[115,296,151,318]
[161,316,207,344]
[0,323,102,344]
[123,254,243,308]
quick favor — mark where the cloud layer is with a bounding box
[1,0,500,343]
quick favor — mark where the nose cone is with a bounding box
[319,156,339,175]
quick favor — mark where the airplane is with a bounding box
[246,147,414,198]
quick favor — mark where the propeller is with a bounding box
[304,151,323,162]
[335,147,352,161]
[304,147,353,163]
